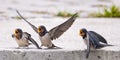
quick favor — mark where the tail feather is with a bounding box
[101,43,113,46]
[104,44,113,46]
[96,43,113,49]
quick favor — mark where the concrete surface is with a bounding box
[0,49,120,60]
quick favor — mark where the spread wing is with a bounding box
[16,10,38,33]
[48,13,78,40]
[24,32,41,49]
[89,31,107,44]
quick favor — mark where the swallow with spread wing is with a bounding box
[12,28,41,49]
[16,10,78,49]
[79,28,113,58]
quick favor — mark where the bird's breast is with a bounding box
[39,33,52,47]
[84,37,95,50]
[15,35,29,47]
[83,39,88,45]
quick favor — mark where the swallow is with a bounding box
[12,28,41,49]
[16,10,78,48]
[79,28,113,58]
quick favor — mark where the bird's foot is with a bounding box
[47,46,62,49]
[37,47,42,49]
[48,47,54,49]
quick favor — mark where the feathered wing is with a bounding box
[89,31,107,44]
[48,13,78,40]
[87,32,100,48]
[87,31,112,49]
[86,33,90,58]
[24,32,41,49]
[16,10,38,33]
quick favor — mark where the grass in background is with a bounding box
[11,16,22,20]
[57,11,79,17]
[89,5,120,17]
[0,11,4,14]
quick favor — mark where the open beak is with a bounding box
[14,29,19,36]
[79,32,82,36]
[14,31,17,36]
[79,30,84,37]
[38,28,41,33]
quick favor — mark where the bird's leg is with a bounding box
[48,44,62,49]
[48,47,54,49]
[47,44,55,49]
[52,44,57,47]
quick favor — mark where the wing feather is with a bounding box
[24,32,41,49]
[48,13,78,40]
[16,10,38,33]
[89,31,107,44]
[87,32,100,48]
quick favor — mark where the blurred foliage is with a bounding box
[0,11,4,14]
[89,5,120,17]
[11,16,22,20]
[57,11,79,17]
[30,11,50,14]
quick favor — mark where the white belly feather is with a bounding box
[84,34,95,49]
[84,34,89,46]
[15,34,29,47]
[39,33,52,47]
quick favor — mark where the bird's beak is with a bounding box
[14,32,17,36]
[79,32,82,36]
[14,30,19,36]
[79,30,84,37]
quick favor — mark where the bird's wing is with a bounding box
[87,31,100,48]
[87,31,112,49]
[89,31,107,44]
[86,33,90,58]
[48,13,78,40]
[16,10,38,33]
[24,32,41,49]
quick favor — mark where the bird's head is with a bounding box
[79,28,87,38]
[12,28,23,39]
[38,25,47,36]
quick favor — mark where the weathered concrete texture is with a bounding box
[0,49,120,60]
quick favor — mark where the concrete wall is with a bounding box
[0,49,120,60]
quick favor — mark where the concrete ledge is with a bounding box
[0,49,120,60]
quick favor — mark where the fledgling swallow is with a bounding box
[16,10,78,49]
[79,28,113,58]
[12,28,41,49]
